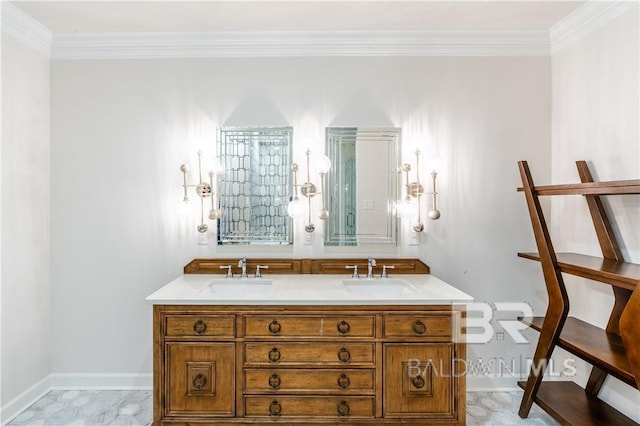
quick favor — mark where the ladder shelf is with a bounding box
[517,160,639,425]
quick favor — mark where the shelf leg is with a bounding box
[518,305,567,418]
[619,284,640,389]
[517,161,571,418]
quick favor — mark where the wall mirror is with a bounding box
[217,126,293,245]
[324,127,400,246]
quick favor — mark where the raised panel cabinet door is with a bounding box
[383,343,457,419]
[165,342,235,417]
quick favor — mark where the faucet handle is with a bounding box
[345,265,360,279]
[220,265,233,278]
[238,257,247,267]
[381,265,395,278]
[255,265,269,278]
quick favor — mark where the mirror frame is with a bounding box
[324,127,401,246]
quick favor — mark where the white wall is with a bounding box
[550,5,639,421]
[50,56,551,384]
[1,33,51,411]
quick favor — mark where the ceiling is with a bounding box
[12,1,586,33]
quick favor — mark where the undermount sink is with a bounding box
[342,278,417,295]
[205,278,273,295]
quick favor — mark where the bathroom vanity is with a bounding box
[147,259,473,425]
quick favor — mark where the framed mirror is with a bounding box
[217,126,293,245]
[324,127,400,246]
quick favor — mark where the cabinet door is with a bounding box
[383,343,457,419]
[165,342,235,417]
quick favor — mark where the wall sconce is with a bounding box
[287,149,331,233]
[398,149,440,232]
[180,151,223,233]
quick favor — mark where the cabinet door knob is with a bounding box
[337,373,350,389]
[337,320,351,335]
[269,347,281,363]
[338,347,351,363]
[413,319,427,335]
[193,320,207,335]
[269,400,282,416]
[337,400,350,417]
[412,375,426,389]
[192,373,207,390]
[268,373,281,389]
[268,320,281,334]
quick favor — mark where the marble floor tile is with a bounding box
[8,390,558,425]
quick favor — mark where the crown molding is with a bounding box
[1,1,52,56]
[550,0,639,53]
[51,30,550,59]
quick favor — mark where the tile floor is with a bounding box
[8,390,559,425]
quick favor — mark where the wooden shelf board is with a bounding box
[517,381,638,426]
[521,316,636,388]
[518,252,639,291]
[517,179,640,196]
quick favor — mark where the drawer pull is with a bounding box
[337,320,351,335]
[413,319,427,335]
[269,347,281,363]
[193,320,207,335]
[338,347,351,363]
[412,375,426,389]
[337,400,350,417]
[268,320,281,334]
[268,373,281,389]
[269,400,282,416]
[192,373,207,390]
[337,373,350,389]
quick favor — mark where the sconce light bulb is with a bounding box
[209,209,222,220]
[287,197,305,219]
[318,155,332,174]
[318,209,329,220]
[180,164,189,173]
[396,198,416,218]
[428,209,441,220]
[211,161,224,175]
[197,223,208,233]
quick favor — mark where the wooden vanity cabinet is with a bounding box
[153,305,466,425]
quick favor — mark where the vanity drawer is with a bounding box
[244,396,375,418]
[383,313,453,338]
[165,315,235,337]
[244,342,375,366]
[244,368,375,393]
[244,315,375,338]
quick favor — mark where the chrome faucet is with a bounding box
[367,258,377,278]
[238,257,248,278]
[345,265,360,278]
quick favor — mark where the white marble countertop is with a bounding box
[146,273,474,305]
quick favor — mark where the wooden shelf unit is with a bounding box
[517,160,640,425]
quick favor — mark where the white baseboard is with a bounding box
[1,375,51,425]
[48,373,152,390]
[0,373,152,425]
[466,375,522,392]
